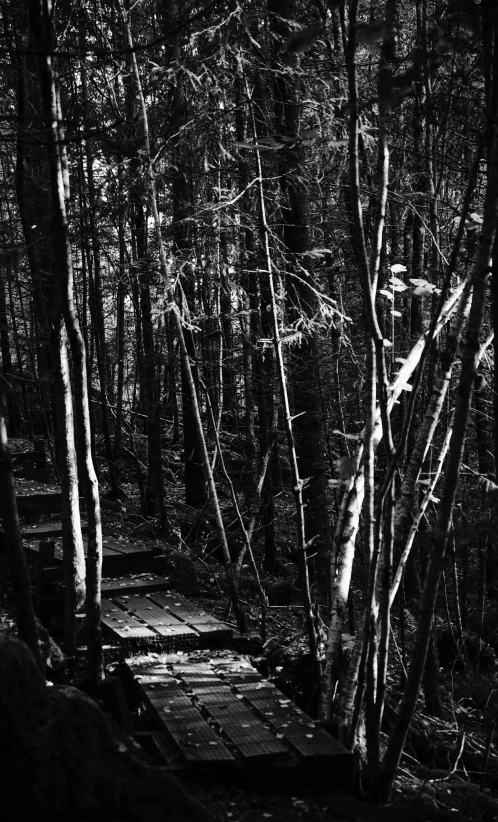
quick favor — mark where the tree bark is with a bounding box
[28,0,104,686]
[268,0,332,586]
[55,317,86,661]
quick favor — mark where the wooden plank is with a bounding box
[23,540,63,563]
[172,663,289,762]
[24,539,120,563]
[24,538,153,577]
[11,449,46,464]
[22,522,88,540]
[183,622,232,639]
[114,594,184,626]
[1,522,87,553]
[17,493,60,504]
[101,535,155,557]
[113,594,198,641]
[82,537,130,558]
[101,574,171,595]
[125,658,352,782]
[15,479,61,495]
[234,681,351,762]
[92,538,155,575]
[17,494,62,520]
[101,599,157,642]
[147,591,222,624]
[15,481,62,522]
[147,591,233,641]
[130,665,235,767]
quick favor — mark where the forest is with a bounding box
[0,0,497,820]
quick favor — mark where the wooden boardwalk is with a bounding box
[124,655,352,782]
[11,439,49,482]
[15,479,64,521]
[5,469,161,578]
[23,535,160,576]
[102,573,174,596]
[0,521,89,551]
[101,587,234,651]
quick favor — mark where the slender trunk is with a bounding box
[4,252,28,424]
[28,0,104,685]
[11,3,55,423]
[81,47,120,497]
[269,0,331,585]
[0,266,21,435]
[394,283,472,539]
[55,316,86,661]
[244,69,317,659]
[114,164,126,463]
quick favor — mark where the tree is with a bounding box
[27,0,104,686]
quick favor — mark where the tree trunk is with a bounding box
[54,316,86,661]
[0,267,21,436]
[79,20,120,499]
[114,164,126,464]
[28,0,104,686]
[10,3,55,425]
[269,0,331,587]
[162,0,207,508]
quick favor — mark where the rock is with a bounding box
[0,633,49,744]
[0,634,211,821]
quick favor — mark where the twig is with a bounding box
[391,628,408,680]
[427,733,466,782]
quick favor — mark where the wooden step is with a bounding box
[124,656,353,780]
[147,590,227,626]
[102,599,158,644]
[23,535,157,576]
[13,479,83,523]
[12,440,49,483]
[101,590,233,651]
[129,663,236,769]
[101,573,172,596]
[11,448,46,465]
[215,658,352,762]
[0,521,89,551]
[171,663,289,763]
[17,493,63,521]
[24,522,88,540]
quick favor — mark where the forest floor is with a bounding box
[1,474,497,822]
